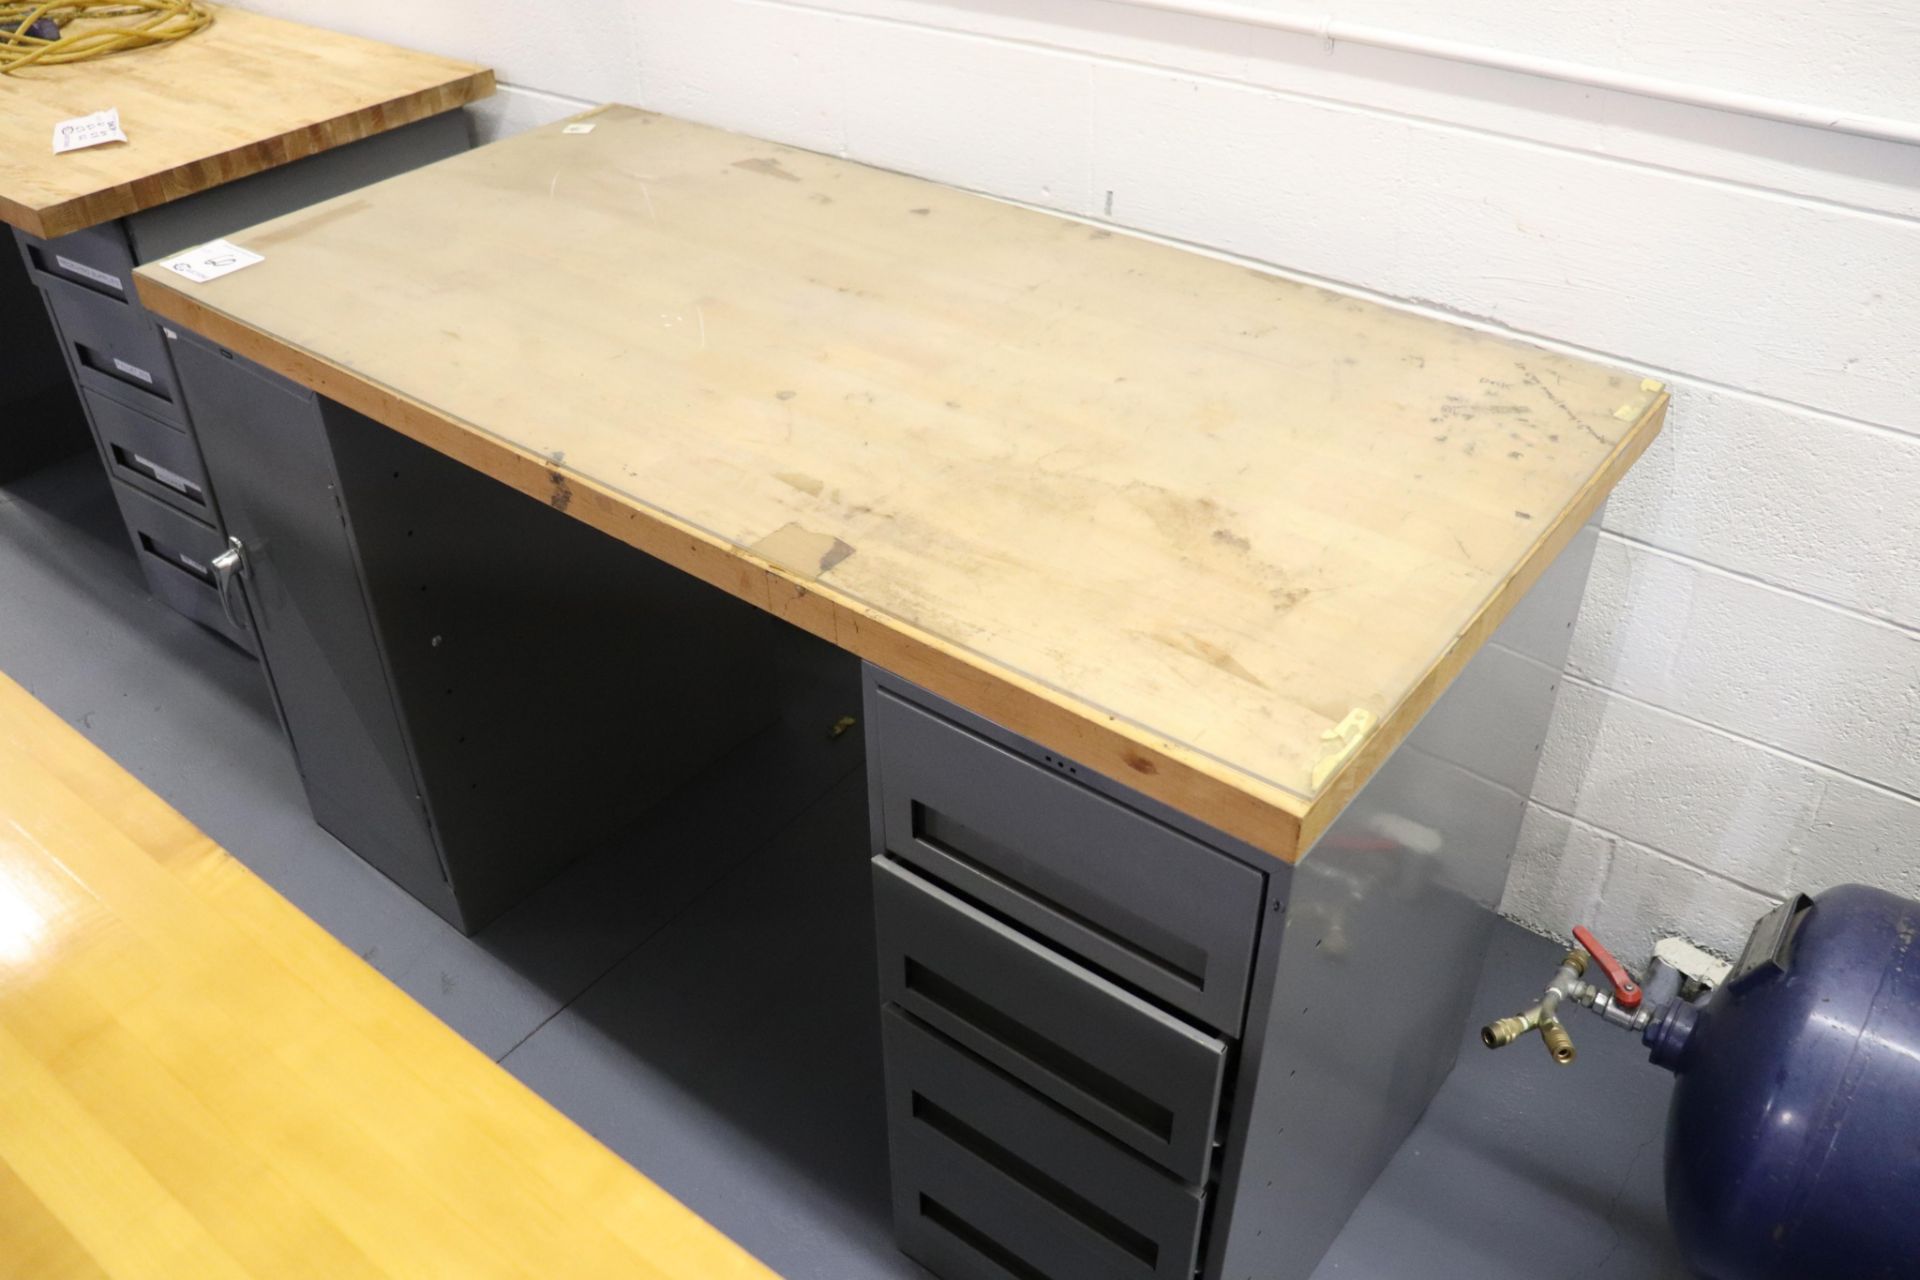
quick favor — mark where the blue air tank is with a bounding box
[1641,885,1920,1280]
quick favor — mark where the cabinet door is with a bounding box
[166,329,458,919]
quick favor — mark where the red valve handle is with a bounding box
[1572,925,1642,1009]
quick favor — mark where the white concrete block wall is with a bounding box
[238,0,1919,963]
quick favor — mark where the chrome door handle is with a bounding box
[210,536,250,632]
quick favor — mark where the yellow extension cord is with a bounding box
[0,1,211,73]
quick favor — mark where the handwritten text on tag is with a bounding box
[52,109,128,155]
[160,240,265,284]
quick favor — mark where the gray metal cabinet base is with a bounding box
[165,333,784,934]
[0,232,88,481]
[865,520,1602,1280]
[13,111,472,650]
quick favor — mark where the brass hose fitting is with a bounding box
[1481,1013,1536,1049]
[1540,1017,1577,1065]
[1481,950,1587,1060]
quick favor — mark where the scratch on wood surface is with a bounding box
[733,157,800,181]
[776,472,824,497]
[751,521,855,577]
[1156,632,1270,690]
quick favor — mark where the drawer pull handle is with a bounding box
[914,804,1209,992]
[905,959,1173,1141]
[918,1195,1049,1280]
[110,446,205,503]
[913,1091,1159,1266]
[76,343,172,402]
[138,533,212,585]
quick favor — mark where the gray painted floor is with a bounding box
[0,452,1688,1278]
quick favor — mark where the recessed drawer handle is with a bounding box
[917,1195,1049,1280]
[138,533,213,585]
[27,245,127,299]
[904,958,1174,1141]
[75,343,172,401]
[915,803,1209,990]
[912,1091,1159,1266]
[110,445,205,503]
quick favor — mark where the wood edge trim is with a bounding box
[0,191,49,239]
[16,68,494,240]
[1295,390,1670,854]
[130,278,1315,864]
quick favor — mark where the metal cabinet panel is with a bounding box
[872,685,1263,1035]
[883,1006,1206,1280]
[0,229,87,479]
[169,329,782,933]
[875,857,1228,1185]
[35,271,183,425]
[167,333,458,919]
[17,221,136,303]
[105,480,251,651]
[314,391,781,931]
[85,391,214,519]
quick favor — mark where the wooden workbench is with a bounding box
[135,105,1666,862]
[0,670,773,1279]
[0,5,492,238]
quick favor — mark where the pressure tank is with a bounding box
[1640,885,1920,1280]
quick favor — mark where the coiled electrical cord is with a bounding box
[0,1,212,74]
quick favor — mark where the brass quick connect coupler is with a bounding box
[1481,950,1587,1065]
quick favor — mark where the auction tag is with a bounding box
[52,108,128,154]
[159,239,264,284]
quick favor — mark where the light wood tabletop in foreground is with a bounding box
[0,5,492,239]
[0,670,775,1279]
[135,105,1667,860]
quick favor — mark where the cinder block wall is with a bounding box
[236,0,1920,961]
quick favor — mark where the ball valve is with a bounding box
[1483,886,1920,1280]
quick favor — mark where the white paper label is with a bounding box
[159,239,263,284]
[52,108,128,154]
[55,255,124,292]
[133,454,200,497]
[111,357,154,385]
[562,122,596,135]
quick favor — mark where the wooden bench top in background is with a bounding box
[0,671,773,1279]
[0,5,492,238]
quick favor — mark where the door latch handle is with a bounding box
[210,536,250,633]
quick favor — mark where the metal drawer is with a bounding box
[17,223,136,303]
[882,1005,1207,1280]
[37,273,183,424]
[872,686,1263,1034]
[107,481,251,652]
[86,391,215,520]
[875,857,1228,1184]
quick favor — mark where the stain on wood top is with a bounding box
[135,105,1667,861]
[0,671,773,1278]
[0,6,493,239]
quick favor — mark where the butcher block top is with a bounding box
[135,105,1667,862]
[0,5,492,239]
